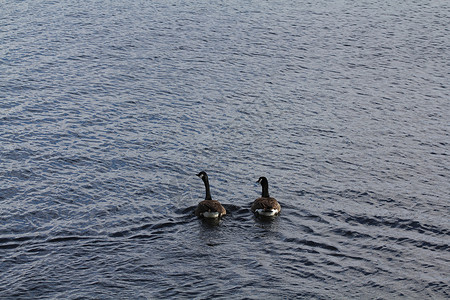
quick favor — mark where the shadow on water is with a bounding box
[199,217,222,228]
[252,212,282,231]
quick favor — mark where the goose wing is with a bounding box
[195,200,226,216]
[251,197,281,212]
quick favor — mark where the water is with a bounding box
[1,0,449,298]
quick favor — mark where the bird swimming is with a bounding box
[195,171,226,218]
[251,176,281,217]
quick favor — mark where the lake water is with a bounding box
[1,0,449,298]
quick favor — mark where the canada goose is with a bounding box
[251,177,281,217]
[195,171,226,218]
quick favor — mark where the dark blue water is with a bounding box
[1,0,449,298]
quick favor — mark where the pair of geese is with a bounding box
[195,171,281,218]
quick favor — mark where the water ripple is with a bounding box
[1,0,449,299]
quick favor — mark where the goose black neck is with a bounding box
[260,178,270,198]
[202,175,212,200]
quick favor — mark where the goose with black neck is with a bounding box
[251,176,281,217]
[195,171,227,218]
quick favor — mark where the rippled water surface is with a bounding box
[1,0,449,298]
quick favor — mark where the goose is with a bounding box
[251,177,281,217]
[195,171,226,218]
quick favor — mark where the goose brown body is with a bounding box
[195,171,226,218]
[195,200,226,217]
[251,197,281,213]
[251,177,281,216]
